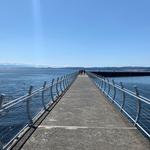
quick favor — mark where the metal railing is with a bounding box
[0,72,78,150]
[87,72,150,139]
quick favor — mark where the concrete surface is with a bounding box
[22,75,150,150]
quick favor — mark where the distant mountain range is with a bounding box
[0,63,34,68]
[0,63,53,68]
[0,64,150,72]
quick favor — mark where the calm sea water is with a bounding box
[106,76,150,137]
[0,68,76,145]
[0,69,150,145]
[0,68,75,102]
[111,76,150,99]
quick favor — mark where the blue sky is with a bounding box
[0,0,150,67]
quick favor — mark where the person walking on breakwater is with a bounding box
[79,70,86,75]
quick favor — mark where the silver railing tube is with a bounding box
[62,76,66,90]
[87,71,150,138]
[134,86,141,126]
[56,77,60,97]
[103,78,107,93]
[0,94,5,109]
[42,81,47,110]
[50,79,55,102]
[0,71,79,149]
[112,80,116,101]
[107,79,111,95]
[27,86,34,126]
[120,82,125,112]
[60,77,63,93]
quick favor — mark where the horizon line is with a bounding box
[0,63,150,68]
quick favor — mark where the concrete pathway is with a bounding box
[22,75,150,150]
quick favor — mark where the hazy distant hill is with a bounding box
[0,63,33,69]
[0,64,150,72]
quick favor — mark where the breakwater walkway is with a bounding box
[22,75,149,150]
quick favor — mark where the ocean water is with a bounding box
[102,76,150,137]
[0,70,150,146]
[0,68,76,146]
[111,76,150,99]
[0,68,75,102]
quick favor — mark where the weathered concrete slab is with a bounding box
[22,75,150,150]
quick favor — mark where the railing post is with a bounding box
[42,81,47,110]
[107,79,111,95]
[95,79,98,87]
[65,75,69,87]
[134,86,141,126]
[97,80,100,88]
[112,80,116,102]
[64,75,67,89]
[62,76,66,91]
[0,101,4,148]
[101,79,103,90]
[50,79,55,102]
[98,78,102,89]
[120,82,125,112]
[0,141,3,150]
[56,77,60,97]
[60,77,63,93]
[27,86,33,126]
[70,74,72,85]
[98,80,101,89]
[103,78,107,93]
[99,78,102,89]
[67,75,70,86]
[0,94,5,109]
[68,75,71,86]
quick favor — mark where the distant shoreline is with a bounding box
[0,64,150,72]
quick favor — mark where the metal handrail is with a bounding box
[87,72,150,138]
[0,71,79,149]
[1,73,78,111]
[89,73,150,104]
